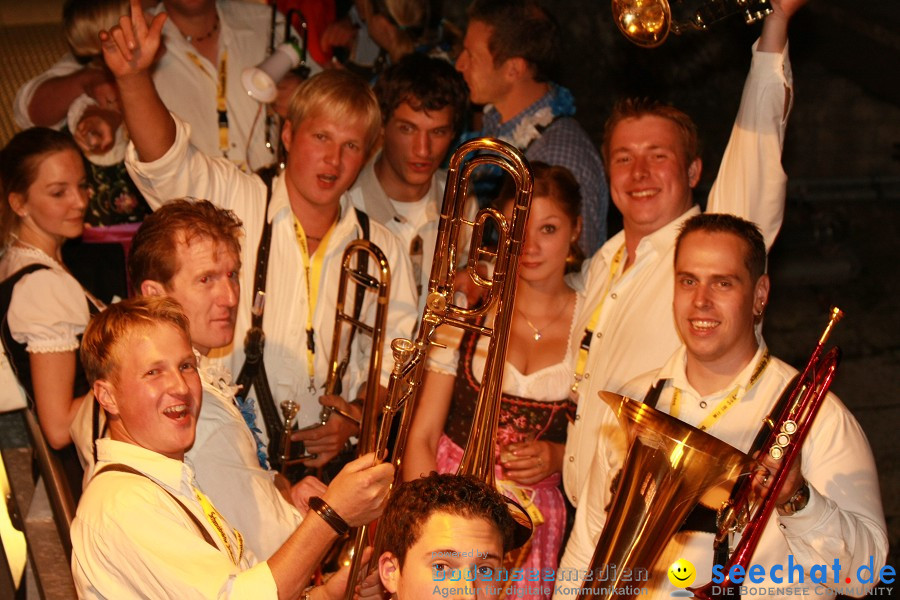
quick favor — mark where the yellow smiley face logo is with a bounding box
[667,559,697,588]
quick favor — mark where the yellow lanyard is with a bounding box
[294,216,336,394]
[186,50,230,159]
[670,349,770,431]
[192,485,244,565]
[570,244,625,396]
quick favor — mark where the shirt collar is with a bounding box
[354,156,395,223]
[663,342,769,399]
[642,205,701,257]
[267,172,361,237]
[483,85,557,135]
[352,154,444,225]
[95,438,192,492]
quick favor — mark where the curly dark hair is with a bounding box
[379,473,518,566]
[466,0,560,83]
[373,53,469,134]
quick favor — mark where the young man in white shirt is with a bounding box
[100,0,419,474]
[555,214,888,599]
[72,296,393,599]
[563,0,806,505]
[348,52,469,305]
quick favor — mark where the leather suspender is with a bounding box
[236,169,280,460]
[642,379,720,536]
[93,463,219,551]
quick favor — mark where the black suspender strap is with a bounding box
[93,463,219,551]
[642,378,720,536]
[235,169,283,462]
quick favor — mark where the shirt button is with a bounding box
[700,401,708,409]
[575,414,581,421]
[610,293,618,299]
[584,373,590,379]
[572,495,577,503]
[568,456,575,462]
[595,332,603,339]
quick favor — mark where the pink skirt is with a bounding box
[436,433,564,600]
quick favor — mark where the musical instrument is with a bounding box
[691,306,844,599]
[341,137,536,597]
[581,391,752,597]
[611,0,773,47]
[278,240,391,475]
[580,307,844,600]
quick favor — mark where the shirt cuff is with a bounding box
[776,481,827,536]
[751,38,792,86]
[232,561,279,597]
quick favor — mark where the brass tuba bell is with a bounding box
[612,0,773,48]
[581,391,752,598]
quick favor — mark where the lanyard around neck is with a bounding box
[670,349,771,431]
[186,50,230,160]
[293,216,336,394]
[570,244,626,396]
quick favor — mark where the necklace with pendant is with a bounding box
[182,14,219,43]
[518,292,572,342]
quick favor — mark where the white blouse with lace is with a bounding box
[426,293,583,401]
[0,245,90,353]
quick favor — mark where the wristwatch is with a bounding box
[779,480,810,516]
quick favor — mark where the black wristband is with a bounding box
[309,496,350,536]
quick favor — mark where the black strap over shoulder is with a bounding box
[1,264,52,405]
[93,463,219,550]
[236,168,281,459]
[642,378,720,535]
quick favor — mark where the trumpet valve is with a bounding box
[390,338,416,369]
[280,399,300,428]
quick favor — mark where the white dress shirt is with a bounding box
[563,40,793,504]
[188,355,303,560]
[72,439,278,599]
[14,1,320,172]
[69,354,304,561]
[555,345,888,599]
[125,116,419,437]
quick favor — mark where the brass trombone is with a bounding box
[612,0,773,48]
[340,137,536,597]
[278,240,391,475]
